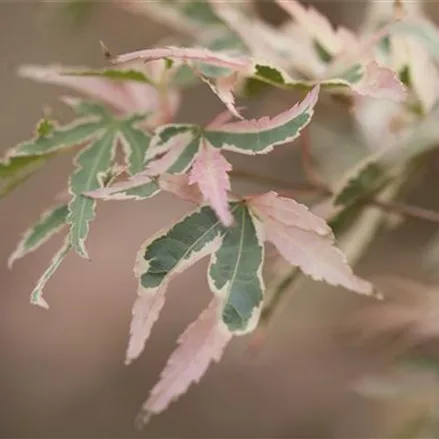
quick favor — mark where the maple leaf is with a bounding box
[141,86,319,224]
[248,191,373,295]
[18,63,181,127]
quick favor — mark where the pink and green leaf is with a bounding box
[130,206,228,361]
[203,85,319,154]
[67,128,119,258]
[208,203,265,332]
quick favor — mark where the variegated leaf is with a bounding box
[112,46,251,74]
[8,204,68,268]
[30,237,71,309]
[147,124,201,175]
[68,128,119,258]
[129,205,229,362]
[136,297,232,424]
[203,85,319,154]
[119,114,152,175]
[209,203,265,332]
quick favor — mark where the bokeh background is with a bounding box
[2,2,439,437]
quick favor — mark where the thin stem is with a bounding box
[367,198,439,224]
[232,169,439,225]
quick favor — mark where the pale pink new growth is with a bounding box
[113,46,251,73]
[18,64,180,126]
[248,193,373,295]
[353,61,406,102]
[213,85,319,135]
[137,297,232,423]
[126,287,167,364]
[189,142,233,226]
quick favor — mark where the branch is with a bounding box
[232,170,439,225]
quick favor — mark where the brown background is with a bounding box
[1,2,439,437]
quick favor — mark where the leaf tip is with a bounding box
[30,294,50,310]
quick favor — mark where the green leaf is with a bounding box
[139,205,228,291]
[36,117,55,137]
[68,128,118,258]
[0,155,50,199]
[119,114,152,175]
[9,203,69,268]
[30,238,71,309]
[12,116,107,157]
[208,204,264,332]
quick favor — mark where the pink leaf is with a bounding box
[137,297,232,424]
[189,141,233,226]
[112,46,251,73]
[18,64,180,126]
[248,193,373,295]
[352,61,406,102]
[126,286,166,365]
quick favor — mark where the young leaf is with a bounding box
[19,64,180,124]
[188,141,233,226]
[248,192,373,295]
[30,237,71,309]
[129,206,228,361]
[136,297,232,424]
[208,203,265,332]
[203,85,319,154]
[275,0,349,58]
[112,46,251,74]
[349,61,406,102]
[8,204,68,268]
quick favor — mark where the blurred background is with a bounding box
[3,1,439,437]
